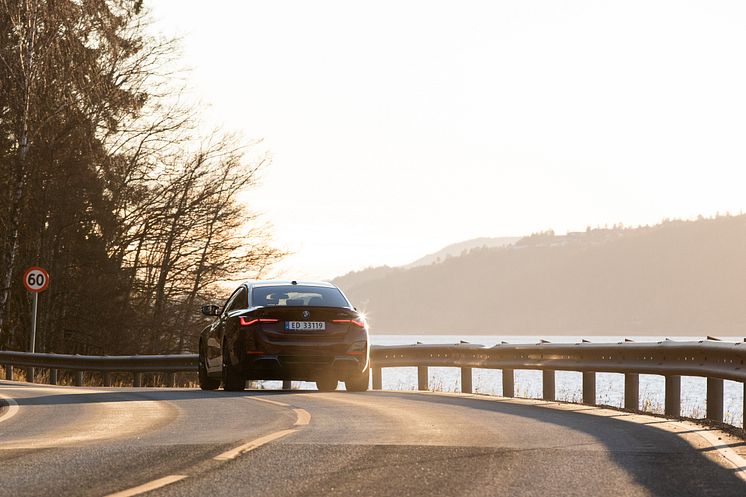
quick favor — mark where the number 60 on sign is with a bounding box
[23,267,49,293]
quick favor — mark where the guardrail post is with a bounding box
[102,372,111,387]
[502,369,514,398]
[372,367,382,390]
[133,372,142,387]
[624,373,639,410]
[542,370,555,401]
[26,367,34,383]
[282,380,291,390]
[664,375,681,417]
[582,372,596,405]
[74,371,83,387]
[49,368,57,385]
[461,367,472,394]
[165,372,176,387]
[5,364,12,381]
[417,366,428,391]
[706,377,724,422]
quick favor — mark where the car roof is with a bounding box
[243,280,337,289]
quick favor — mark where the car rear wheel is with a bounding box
[222,347,245,391]
[315,377,338,392]
[345,369,369,392]
[198,348,220,391]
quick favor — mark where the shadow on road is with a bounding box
[370,391,746,497]
[2,383,744,496]
[0,382,321,407]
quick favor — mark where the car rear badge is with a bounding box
[302,310,310,319]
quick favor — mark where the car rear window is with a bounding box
[252,285,351,308]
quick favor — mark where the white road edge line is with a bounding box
[693,428,746,480]
[213,428,297,461]
[104,474,187,497]
[0,394,19,424]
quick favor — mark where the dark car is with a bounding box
[198,280,370,392]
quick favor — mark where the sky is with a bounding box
[149,1,746,280]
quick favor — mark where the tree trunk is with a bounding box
[0,130,30,346]
[0,2,37,346]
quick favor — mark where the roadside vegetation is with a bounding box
[0,1,284,354]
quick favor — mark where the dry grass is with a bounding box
[2,366,198,388]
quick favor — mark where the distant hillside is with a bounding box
[404,237,520,268]
[334,216,746,335]
[333,237,520,295]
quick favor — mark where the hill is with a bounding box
[403,237,520,268]
[333,216,746,335]
[333,237,520,293]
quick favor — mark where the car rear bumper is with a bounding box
[242,354,366,381]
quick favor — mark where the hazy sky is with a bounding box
[150,1,746,280]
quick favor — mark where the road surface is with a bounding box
[0,380,744,497]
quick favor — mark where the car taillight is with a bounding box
[240,317,279,327]
[332,319,366,328]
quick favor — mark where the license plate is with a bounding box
[284,321,326,331]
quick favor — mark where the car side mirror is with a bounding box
[201,304,221,316]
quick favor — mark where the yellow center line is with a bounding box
[105,393,313,495]
[245,395,290,407]
[213,428,297,461]
[293,408,311,426]
[210,395,312,461]
[244,395,311,426]
[104,475,187,497]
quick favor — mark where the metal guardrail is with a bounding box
[0,350,198,387]
[1,340,745,427]
[371,340,746,381]
[370,340,746,427]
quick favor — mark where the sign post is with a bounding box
[23,267,49,354]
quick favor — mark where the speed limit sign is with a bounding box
[23,267,49,293]
[23,266,48,355]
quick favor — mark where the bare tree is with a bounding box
[0,2,286,353]
[0,0,153,344]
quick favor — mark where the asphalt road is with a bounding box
[0,381,744,497]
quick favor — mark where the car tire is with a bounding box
[222,347,245,392]
[315,377,338,392]
[198,347,220,391]
[345,369,369,392]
